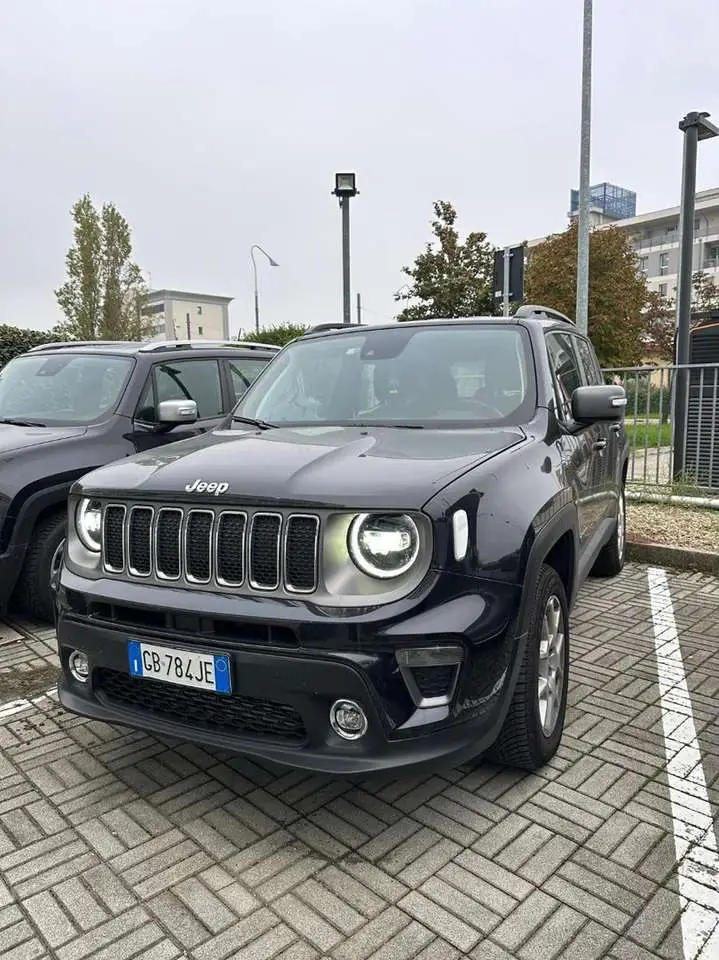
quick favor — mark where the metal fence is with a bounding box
[602,363,719,494]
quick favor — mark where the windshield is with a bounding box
[0,353,133,425]
[235,324,535,427]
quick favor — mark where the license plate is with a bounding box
[127,640,231,694]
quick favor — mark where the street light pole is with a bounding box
[341,197,351,325]
[250,244,279,333]
[332,173,359,324]
[575,0,593,336]
[672,111,719,478]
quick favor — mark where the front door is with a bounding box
[546,332,605,550]
[131,358,228,453]
[574,334,615,522]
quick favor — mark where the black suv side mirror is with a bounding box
[571,385,627,423]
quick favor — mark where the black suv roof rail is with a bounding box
[303,323,367,335]
[28,340,138,353]
[514,304,575,325]
[138,339,281,353]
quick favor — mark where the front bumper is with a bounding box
[55,567,525,775]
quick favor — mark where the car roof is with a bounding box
[300,305,576,339]
[24,339,281,358]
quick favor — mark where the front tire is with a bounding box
[489,564,569,771]
[13,512,66,623]
[591,483,626,578]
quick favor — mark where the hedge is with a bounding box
[238,323,309,348]
[0,324,63,370]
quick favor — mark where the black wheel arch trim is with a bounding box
[517,502,578,637]
[0,479,77,605]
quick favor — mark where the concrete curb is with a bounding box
[627,539,719,576]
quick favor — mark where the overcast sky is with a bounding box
[2,0,718,336]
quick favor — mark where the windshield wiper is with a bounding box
[351,422,425,429]
[0,417,47,428]
[230,415,277,430]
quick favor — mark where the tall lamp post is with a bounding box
[250,244,279,333]
[332,173,359,324]
[575,0,593,336]
[672,111,719,479]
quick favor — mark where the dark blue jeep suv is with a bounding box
[54,307,628,774]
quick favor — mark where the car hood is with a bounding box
[79,424,527,510]
[0,423,88,460]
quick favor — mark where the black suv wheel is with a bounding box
[591,483,626,578]
[13,512,66,622]
[490,563,569,771]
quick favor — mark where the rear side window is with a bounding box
[546,332,582,418]
[136,359,224,422]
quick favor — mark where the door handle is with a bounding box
[593,439,608,451]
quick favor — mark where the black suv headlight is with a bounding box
[75,497,103,553]
[348,513,420,579]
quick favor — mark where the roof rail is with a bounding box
[138,339,281,353]
[304,322,367,335]
[514,304,575,325]
[27,340,136,352]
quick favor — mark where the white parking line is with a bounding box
[647,567,719,959]
[0,686,58,719]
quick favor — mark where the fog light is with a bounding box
[68,650,89,682]
[330,699,368,740]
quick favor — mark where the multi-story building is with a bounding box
[558,183,719,300]
[608,188,719,299]
[141,289,233,341]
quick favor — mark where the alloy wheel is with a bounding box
[616,489,626,560]
[537,594,565,737]
[50,539,65,581]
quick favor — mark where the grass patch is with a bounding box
[626,421,672,449]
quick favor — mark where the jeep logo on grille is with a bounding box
[184,479,229,495]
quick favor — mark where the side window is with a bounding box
[575,337,603,386]
[546,332,582,419]
[228,359,268,403]
[136,360,223,422]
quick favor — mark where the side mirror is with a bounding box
[157,399,198,425]
[571,385,627,423]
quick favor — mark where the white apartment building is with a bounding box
[141,289,233,341]
[528,185,719,302]
[602,187,719,299]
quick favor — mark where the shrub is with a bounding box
[238,323,308,348]
[0,324,63,370]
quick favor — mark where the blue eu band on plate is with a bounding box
[127,640,232,694]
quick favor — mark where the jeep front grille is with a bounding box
[101,503,320,594]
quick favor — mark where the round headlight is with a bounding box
[76,498,102,553]
[347,513,420,579]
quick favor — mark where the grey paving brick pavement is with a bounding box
[0,563,717,959]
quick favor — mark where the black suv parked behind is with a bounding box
[0,338,278,620]
[55,308,628,774]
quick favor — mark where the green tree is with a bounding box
[55,194,149,340]
[239,323,308,347]
[640,272,717,363]
[524,222,647,367]
[641,291,675,362]
[395,201,495,321]
[692,270,719,313]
